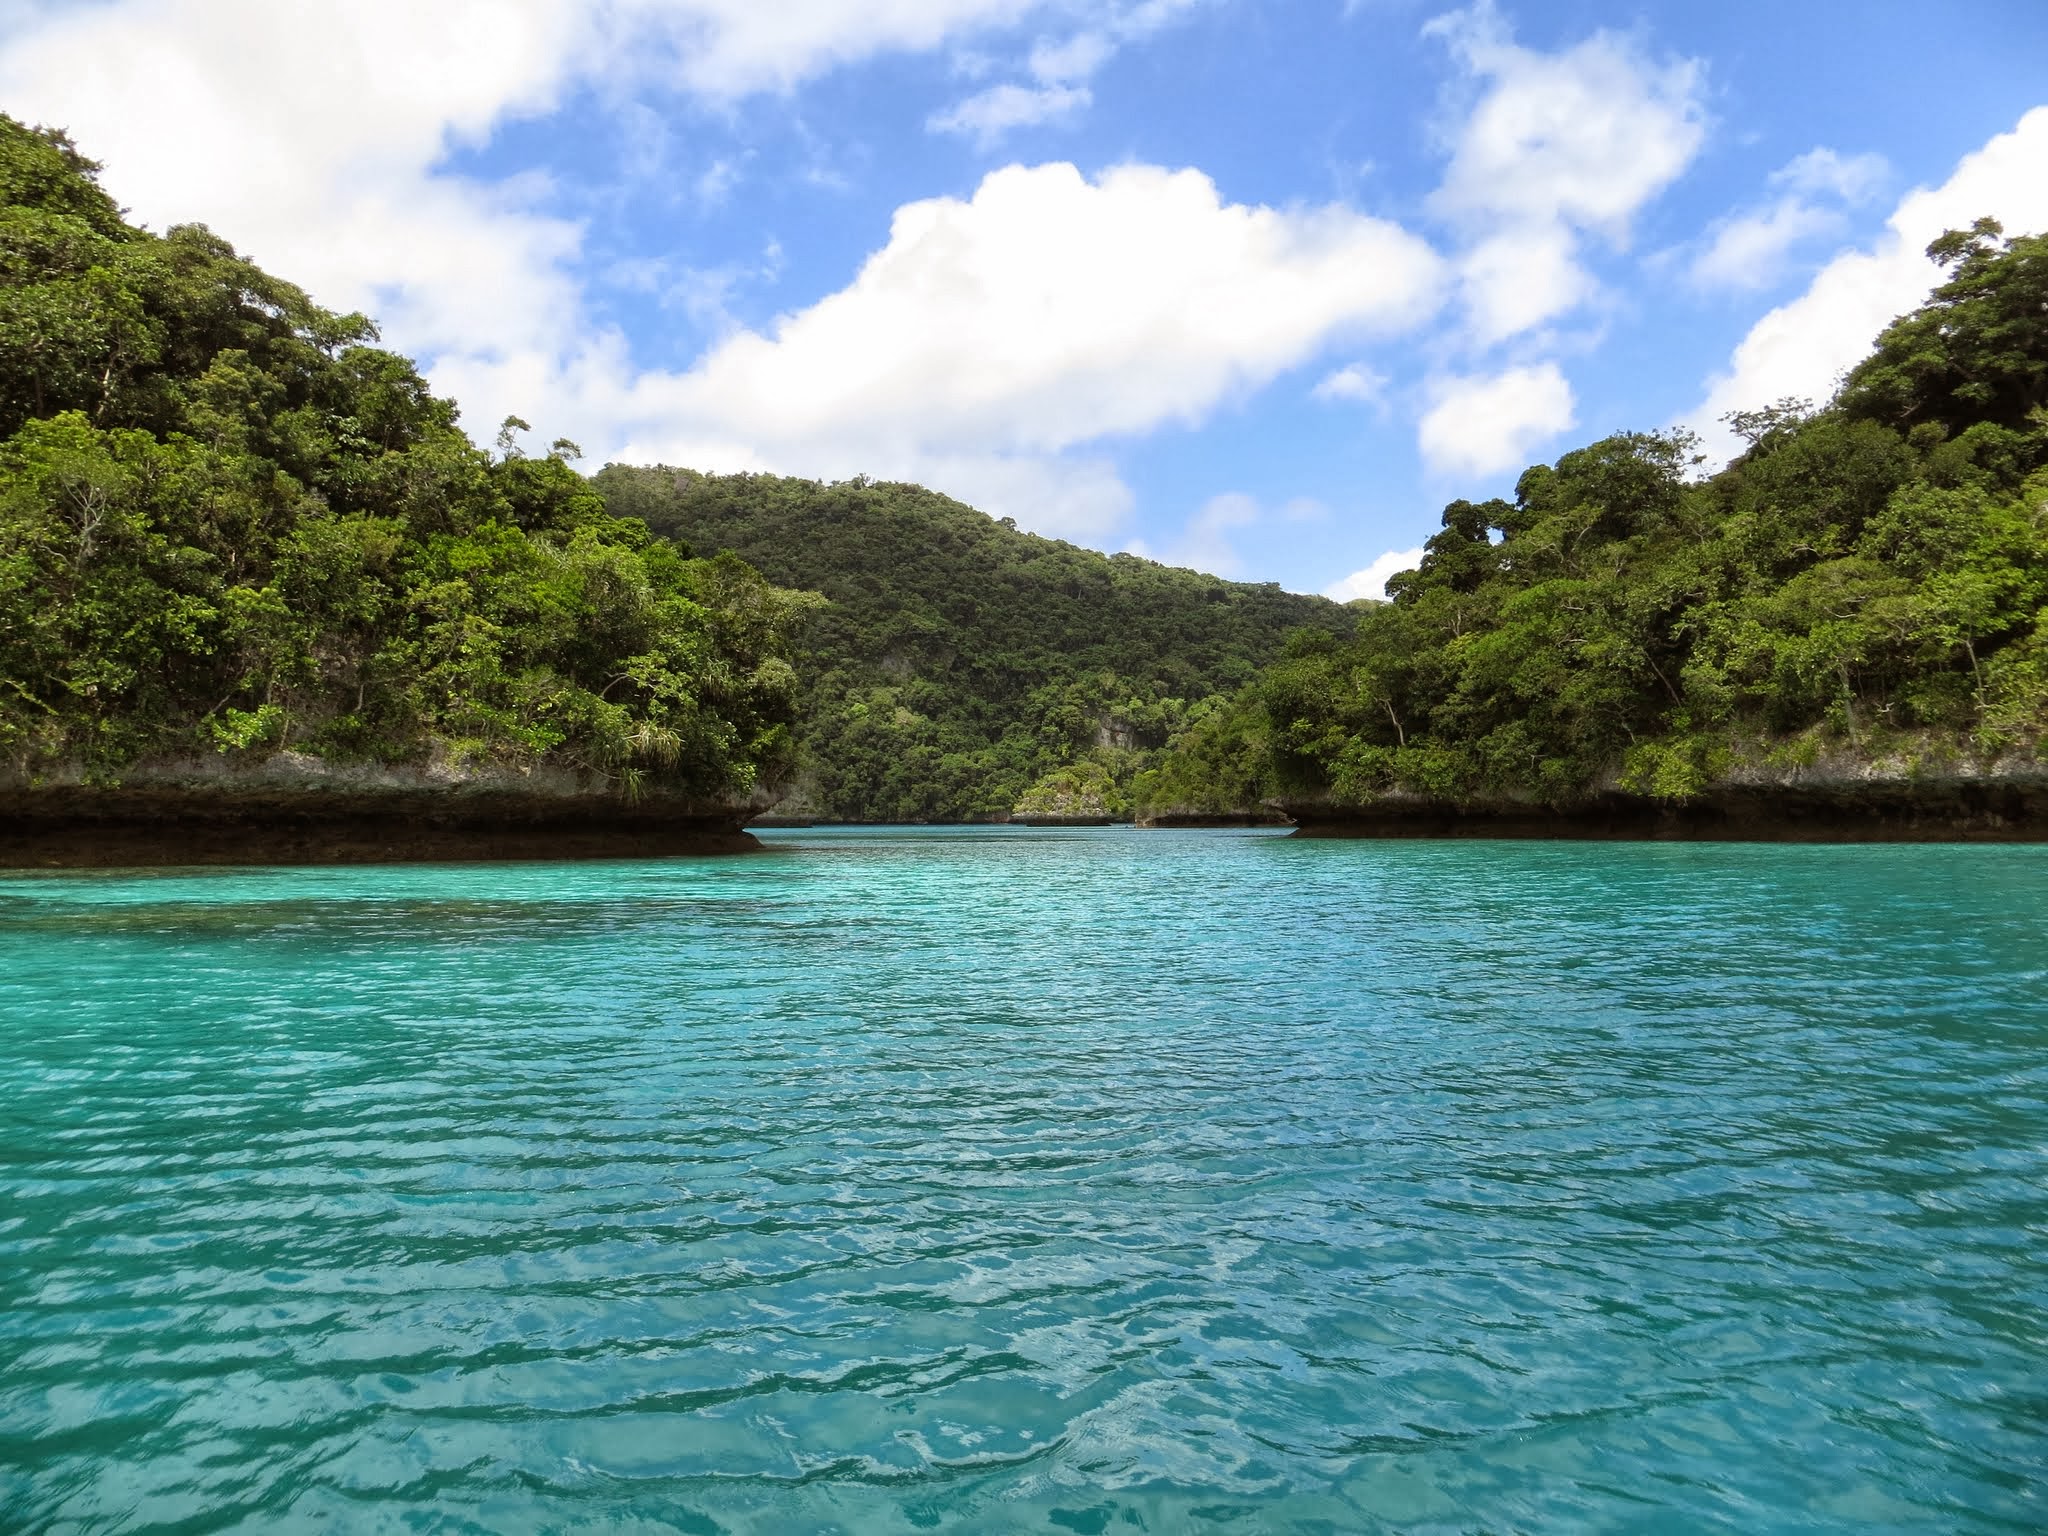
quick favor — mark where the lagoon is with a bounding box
[2,828,2044,1532]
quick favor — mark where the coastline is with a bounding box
[1136,809,1294,829]
[1280,772,2048,843]
[17,771,2047,863]
[0,758,766,867]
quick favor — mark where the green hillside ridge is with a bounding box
[13,107,2037,840]
[594,466,1349,822]
[1149,219,2048,823]
[0,117,807,806]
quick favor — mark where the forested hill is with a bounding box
[1146,219,2048,828]
[594,467,1349,821]
[0,116,806,806]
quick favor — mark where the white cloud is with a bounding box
[926,20,1122,143]
[631,0,1049,97]
[1325,546,1426,603]
[929,0,1200,144]
[1690,198,1846,292]
[0,0,1065,430]
[1774,147,1888,204]
[1687,146,1889,292]
[1454,222,1596,346]
[1425,1,1706,343]
[603,239,784,332]
[1417,363,1576,477]
[1,2,591,374]
[1312,363,1389,406]
[1689,107,2048,463]
[928,82,1091,143]
[591,163,1441,535]
[1427,2,1707,237]
[2,1,1439,540]
[1029,29,1116,82]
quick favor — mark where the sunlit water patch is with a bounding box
[2,828,2044,1533]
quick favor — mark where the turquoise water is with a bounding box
[1,828,2044,1534]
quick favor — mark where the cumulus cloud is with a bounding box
[0,0,1060,432]
[1688,147,1889,292]
[1417,363,1576,477]
[1454,222,1596,347]
[0,1,592,373]
[605,162,1442,534]
[0,0,1446,538]
[1425,1,1706,343]
[1427,3,1705,234]
[1689,107,2048,463]
[1325,546,1426,603]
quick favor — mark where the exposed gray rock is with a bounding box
[1279,768,2048,842]
[0,752,773,866]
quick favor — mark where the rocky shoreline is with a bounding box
[1136,809,1294,829]
[1280,770,2048,843]
[14,758,2044,864]
[0,757,765,867]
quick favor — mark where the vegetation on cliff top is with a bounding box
[0,117,807,800]
[1153,219,2048,814]
[595,467,1348,821]
[14,112,2037,829]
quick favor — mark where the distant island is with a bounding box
[2,115,2043,860]
[594,466,1344,825]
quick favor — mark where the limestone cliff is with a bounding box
[1278,749,2048,841]
[0,753,773,866]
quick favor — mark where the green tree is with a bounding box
[595,466,1349,820]
[0,115,807,801]
[1146,224,2048,815]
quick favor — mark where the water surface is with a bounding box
[2,828,2044,1532]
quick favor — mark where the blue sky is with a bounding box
[4,0,2046,595]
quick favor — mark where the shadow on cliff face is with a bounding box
[0,786,761,867]
[1281,779,2048,843]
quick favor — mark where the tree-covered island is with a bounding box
[594,466,1345,823]
[0,115,814,861]
[1138,220,2047,838]
[3,111,2044,856]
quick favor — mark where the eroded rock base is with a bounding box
[1283,782,2048,842]
[1138,811,1294,828]
[0,788,760,868]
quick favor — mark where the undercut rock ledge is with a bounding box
[0,755,770,867]
[1280,770,2048,843]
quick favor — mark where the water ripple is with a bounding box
[2,829,2045,1533]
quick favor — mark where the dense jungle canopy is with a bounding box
[0,115,807,802]
[595,466,1347,821]
[5,110,2041,829]
[1146,218,2048,817]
